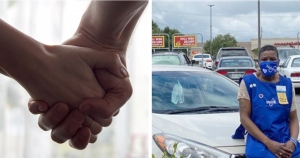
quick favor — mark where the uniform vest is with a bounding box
[243,74,300,158]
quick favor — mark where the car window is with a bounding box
[152,55,181,65]
[219,49,248,58]
[283,57,291,68]
[278,49,300,60]
[194,54,210,58]
[219,59,253,67]
[152,71,239,113]
[291,58,300,67]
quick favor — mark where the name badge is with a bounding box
[276,85,288,105]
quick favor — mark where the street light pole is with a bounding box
[297,32,299,50]
[258,0,261,53]
[208,5,214,57]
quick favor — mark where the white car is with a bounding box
[192,54,213,70]
[152,65,300,158]
[278,55,300,88]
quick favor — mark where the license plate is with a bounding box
[231,74,242,78]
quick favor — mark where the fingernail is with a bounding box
[120,67,129,79]
[37,105,46,112]
[57,103,68,115]
[72,110,84,122]
[79,128,90,138]
[80,104,93,114]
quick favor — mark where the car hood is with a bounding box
[152,112,245,148]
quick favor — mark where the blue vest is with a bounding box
[243,74,300,158]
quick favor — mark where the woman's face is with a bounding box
[259,50,278,62]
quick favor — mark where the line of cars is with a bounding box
[151,46,300,157]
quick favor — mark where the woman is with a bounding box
[238,45,300,158]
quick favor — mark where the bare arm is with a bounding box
[289,110,299,141]
[239,98,270,144]
[65,1,149,65]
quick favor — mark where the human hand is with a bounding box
[15,44,128,109]
[28,98,119,150]
[265,140,293,158]
[285,140,296,158]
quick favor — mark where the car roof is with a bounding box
[219,56,253,60]
[152,65,212,72]
[288,55,300,58]
[276,47,295,50]
[152,52,184,55]
[220,47,246,50]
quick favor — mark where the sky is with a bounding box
[152,0,300,42]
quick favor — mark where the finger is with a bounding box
[89,134,98,143]
[92,115,113,127]
[51,109,84,143]
[77,49,129,79]
[28,98,49,114]
[69,127,91,150]
[113,110,120,116]
[82,115,103,135]
[38,102,69,131]
[79,78,132,119]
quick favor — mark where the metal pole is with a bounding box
[297,32,299,50]
[258,0,261,52]
[208,5,214,57]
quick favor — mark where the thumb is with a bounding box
[77,48,129,79]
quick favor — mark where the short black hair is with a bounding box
[258,45,279,60]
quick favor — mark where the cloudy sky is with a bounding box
[152,0,300,42]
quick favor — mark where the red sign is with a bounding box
[173,35,197,47]
[152,36,165,47]
[191,51,202,56]
[274,42,300,46]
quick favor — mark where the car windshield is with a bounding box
[152,55,181,65]
[292,58,300,67]
[219,58,253,67]
[194,54,210,58]
[219,49,248,58]
[278,49,300,60]
[152,71,239,114]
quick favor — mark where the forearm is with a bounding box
[0,19,46,79]
[289,110,299,140]
[241,116,270,144]
[75,1,148,48]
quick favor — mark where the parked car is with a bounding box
[215,47,251,67]
[278,55,300,88]
[276,46,300,66]
[215,56,257,83]
[152,65,246,157]
[192,54,213,70]
[152,52,191,66]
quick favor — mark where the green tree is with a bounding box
[152,20,162,33]
[252,48,259,56]
[203,33,238,57]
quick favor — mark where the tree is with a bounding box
[252,48,259,56]
[203,33,238,57]
[152,20,162,33]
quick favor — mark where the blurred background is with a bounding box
[0,1,151,158]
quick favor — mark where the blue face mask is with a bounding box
[259,61,278,77]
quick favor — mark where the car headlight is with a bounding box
[153,133,231,158]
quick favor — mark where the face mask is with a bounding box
[259,61,278,77]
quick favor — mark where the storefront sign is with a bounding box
[173,35,197,47]
[274,42,300,46]
[152,36,165,47]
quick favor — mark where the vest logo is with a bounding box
[249,83,256,88]
[266,98,276,106]
[259,94,264,98]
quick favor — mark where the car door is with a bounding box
[280,57,291,76]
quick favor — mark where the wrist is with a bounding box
[289,137,298,148]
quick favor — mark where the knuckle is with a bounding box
[101,119,112,127]
[51,132,65,144]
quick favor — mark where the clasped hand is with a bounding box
[25,43,132,149]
